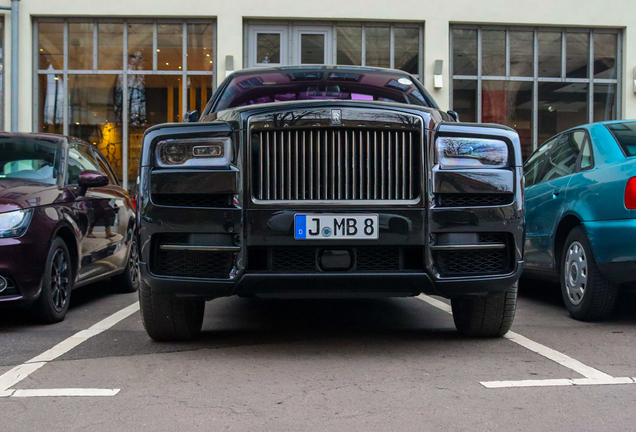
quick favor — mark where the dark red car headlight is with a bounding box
[0,209,33,238]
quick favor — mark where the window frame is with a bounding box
[450,25,622,155]
[524,135,557,188]
[33,17,218,191]
[65,143,101,186]
[91,146,119,186]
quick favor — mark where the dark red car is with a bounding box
[0,133,138,323]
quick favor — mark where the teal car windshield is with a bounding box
[606,121,636,157]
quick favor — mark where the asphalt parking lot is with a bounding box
[1,280,636,432]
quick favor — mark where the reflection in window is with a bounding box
[68,74,123,181]
[510,31,533,77]
[543,133,582,181]
[127,23,153,71]
[594,84,617,122]
[68,23,93,70]
[187,75,213,115]
[451,25,621,159]
[128,75,181,185]
[594,33,617,79]
[365,27,390,68]
[452,80,477,123]
[524,138,554,187]
[482,30,505,76]
[566,33,589,78]
[36,19,216,191]
[538,32,562,77]
[300,34,325,64]
[38,74,64,135]
[538,82,588,144]
[336,26,362,66]
[157,24,183,71]
[482,81,533,159]
[187,23,214,71]
[98,23,123,70]
[394,27,419,74]
[38,22,64,70]
[257,33,281,64]
[452,29,477,75]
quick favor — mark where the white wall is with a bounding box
[0,0,634,131]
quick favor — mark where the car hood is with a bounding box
[0,179,64,213]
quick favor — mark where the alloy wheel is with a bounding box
[129,240,140,286]
[564,241,588,305]
[50,248,70,312]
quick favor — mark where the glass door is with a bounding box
[292,26,333,65]
[248,25,289,68]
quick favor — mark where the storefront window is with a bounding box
[394,27,419,74]
[98,23,123,70]
[38,74,64,135]
[451,26,621,158]
[68,74,123,179]
[365,27,390,68]
[68,23,93,70]
[336,26,362,66]
[36,19,216,190]
[482,81,533,159]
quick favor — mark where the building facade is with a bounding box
[0,0,634,190]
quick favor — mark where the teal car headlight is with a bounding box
[435,137,509,169]
[0,209,33,238]
[156,137,232,168]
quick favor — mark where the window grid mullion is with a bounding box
[505,28,510,78]
[389,26,395,69]
[477,27,482,123]
[588,31,594,123]
[63,21,69,136]
[153,22,158,72]
[122,20,129,191]
[532,28,539,151]
[561,29,566,79]
[93,21,98,71]
[361,24,366,66]
[182,22,187,120]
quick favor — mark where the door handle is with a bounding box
[552,190,561,199]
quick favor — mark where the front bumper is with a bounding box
[139,199,524,300]
[0,234,49,303]
[584,219,636,284]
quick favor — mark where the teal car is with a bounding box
[523,120,636,321]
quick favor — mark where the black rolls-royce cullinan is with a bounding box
[137,66,525,341]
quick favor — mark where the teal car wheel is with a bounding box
[560,227,618,321]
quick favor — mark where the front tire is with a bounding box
[560,226,617,321]
[451,283,517,337]
[34,237,73,324]
[139,281,205,341]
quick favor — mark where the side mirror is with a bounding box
[447,110,460,122]
[184,110,200,123]
[77,170,108,196]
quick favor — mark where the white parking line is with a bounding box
[0,302,139,398]
[416,294,636,389]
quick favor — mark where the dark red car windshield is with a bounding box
[214,69,433,111]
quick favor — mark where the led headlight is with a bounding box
[0,209,33,238]
[156,137,232,167]
[435,137,509,169]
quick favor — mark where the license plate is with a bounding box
[294,214,379,240]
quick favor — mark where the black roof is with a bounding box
[228,65,417,79]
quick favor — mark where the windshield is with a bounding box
[606,122,636,157]
[213,69,434,112]
[0,136,63,184]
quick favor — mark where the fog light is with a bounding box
[0,276,7,293]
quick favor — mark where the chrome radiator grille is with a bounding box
[252,128,420,202]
